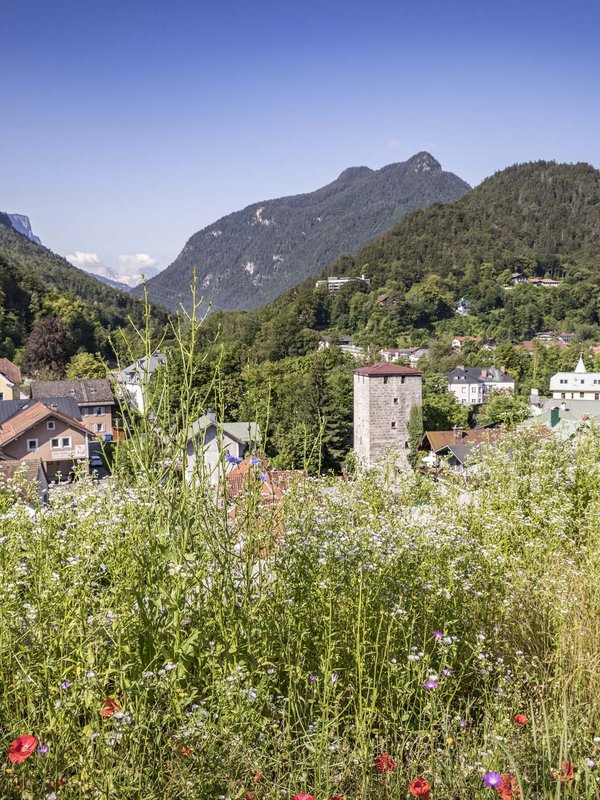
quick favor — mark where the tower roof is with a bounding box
[574,354,587,374]
[354,363,422,377]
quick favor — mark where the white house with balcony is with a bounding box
[549,355,600,401]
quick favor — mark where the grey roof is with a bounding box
[121,352,167,384]
[443,444,475,464]
[540,398,600,421]
[188,414,260,444]
[31,379,114,405]
[444,366,513,385]
[0,396,81,424]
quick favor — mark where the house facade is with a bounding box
[185,411,260,486]
[114,352,166,413]
[31,379,115,440]
[549,355,600,401]
[353,363,422,467]
[444,366,515,406]
[0,401,93,481]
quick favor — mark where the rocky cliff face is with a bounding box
[5,214,41,244]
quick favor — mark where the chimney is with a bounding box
[453,425,465,442]
[560,402,567,411]
[550,407,560,428]
[480,369,488,378]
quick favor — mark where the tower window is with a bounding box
[393,397,398,404]
[391,421,397,429]
[383,377,389,384]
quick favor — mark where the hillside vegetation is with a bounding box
[0,216,168,362]
[138,152,470,312]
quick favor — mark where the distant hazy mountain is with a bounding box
[90,272,133,292]
[137,152,470,312]
[4,213,41,244]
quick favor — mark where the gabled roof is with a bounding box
[354,363,422,377]
[420,428,501,452]
[0,401,91,447]
[31,379,114,405]
[0,358,22,384]
[188,414,260,444]
[0,397,81,425]
[120,353,166,384]
[0,457,47,487]
[444,366,513,385]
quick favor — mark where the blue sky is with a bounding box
[2,0,599,284]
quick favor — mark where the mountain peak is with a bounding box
[406,151,442,174]
[5,213,42,244]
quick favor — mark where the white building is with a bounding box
[185,411,260,486]
[114,352,167,413]
[315,274,371,292]
[549,355,600,401]
[444,366,515,406]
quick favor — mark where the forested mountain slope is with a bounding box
[138,152,470,312]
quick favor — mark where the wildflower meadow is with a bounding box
[1,371,600,797]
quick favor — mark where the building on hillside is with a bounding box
[113,352,167,414]
[527,277,561,287]
[185,411,260,486]
[0,358,25,401]
[0,396,81,426]
[549,354,600,400]
[31,379,115,440]
[451,336,481,349]
[444,366,515,406]
[379,347,429,367]
[0,400,93,481]
[315,274,371,293]
[456,297,471,316]
[353,363,422,468]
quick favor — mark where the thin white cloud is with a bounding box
[387,139,402,150]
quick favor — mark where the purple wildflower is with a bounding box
[308,674,318,682]
[423,679,438,690]
[441,668,452,676]
[249,456,261,467]
[460,720,467,729]
[259,472,267,481]
[482,771,503,788]
[432,631,444,638]
[59,680,71,690]
[225,453,242,465]
[36,742,49,755]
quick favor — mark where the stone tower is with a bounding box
[354,363,422,467]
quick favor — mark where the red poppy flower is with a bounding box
[8,735,38,764]
[179,746,191,757]
[254,772,264,782]
[292,795,316,800]
[50,776,67,790]
[374,753,398,773]
[245,793,256,800]
[513,714,528,726]
[496,774,520,799]
[409,777,431,798]
[99,697,121,717]
[551,760,575,782]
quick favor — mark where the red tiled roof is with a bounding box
[0,358,22,384]
[0,401,90,446]
[354,363,422,377]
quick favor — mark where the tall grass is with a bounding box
[1,314,599,798]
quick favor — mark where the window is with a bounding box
[82,407,90,416]
[393,397,398,404]
[400,376,405,384]
[391,421,397,429]
[47,420,56,431]
[61,437,71,448]
[0,392,4,401]
[51,438,60,448]
[596,393,599,401]
[27,439,38,452]
[383,377,389,385]
[95,406,104,415]
[580,393,585,398]
[561,393,566,399]
[95,423,105,433]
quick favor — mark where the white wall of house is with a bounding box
[185,425,246,485]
